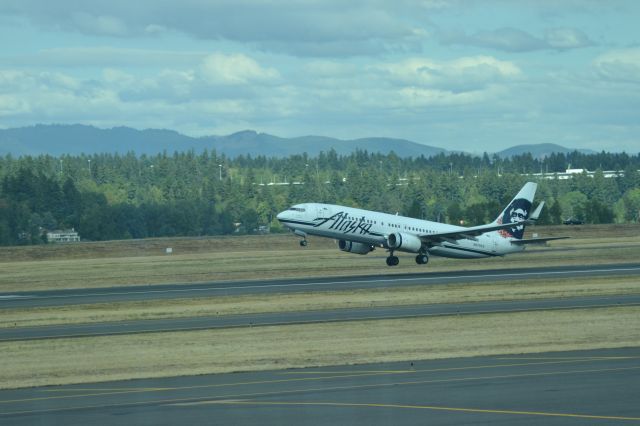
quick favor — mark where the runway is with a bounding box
[2,263,639,424]
[2,263,640,309]
[1,347,639,425]
[2,293,640,342]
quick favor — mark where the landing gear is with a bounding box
[386,253,400,266]
[294,230,307,247]
[415,252,429,265]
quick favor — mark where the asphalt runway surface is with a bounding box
[1,264,640,424]
[1,347,639,425]
[2,263,640,309]
[2,293,640,342]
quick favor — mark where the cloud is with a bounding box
[0,69,117,121]
[376,56,521,92]
[0,0,637,153]
[70,12,129,37]
[102,53,281,103]
[440,27,592,52]
[440,28,545,52]
[0,0,426,57]
[6,47,208,68]
[0,67,200,130]
[544,27,592,49]
[593,48,640,83]
[0,50,290,132]
[396,85,505,108]
[0,51,523,136]
[368,56,520,109]
[199,53,280,86]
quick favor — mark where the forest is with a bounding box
[0,148,639,246]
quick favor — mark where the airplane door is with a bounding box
[316,206,329,219]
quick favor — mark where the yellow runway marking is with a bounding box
[3,365,640,418]
[208,400,640,422]
[280,357,634,377]
[497,356,638,361]
[1,358,636,408]
[40,387,172,393]
[0,371,400,405]
[282,370,415,374]
[170,365,640,406]
[0,357,618,405]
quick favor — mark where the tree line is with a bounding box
[0,149,639,246]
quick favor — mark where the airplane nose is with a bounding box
[276,211,285,221]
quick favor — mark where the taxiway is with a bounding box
[1,348,639,425]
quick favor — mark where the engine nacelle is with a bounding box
[338,240,374,255]
[386,232,423,253]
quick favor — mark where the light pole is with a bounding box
[218,164,222,181]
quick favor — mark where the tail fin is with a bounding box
[492,182,537,239]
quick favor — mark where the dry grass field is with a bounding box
[0,224,639,293]
[2,307,639,389]
[1,275,638,328]
[0,223,639,389]
[0,223,637,262]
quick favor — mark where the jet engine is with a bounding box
[386,232,423,253]
[338,240,374,255]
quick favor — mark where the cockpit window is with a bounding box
[288,207,306,212]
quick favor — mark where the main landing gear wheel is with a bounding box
[415,253,429,265]
[299,239,307,247]
[386,255,399,266]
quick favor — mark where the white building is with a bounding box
[47,229,81,243]
[528,169,625,180]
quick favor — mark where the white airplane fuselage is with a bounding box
[277,203,523,259]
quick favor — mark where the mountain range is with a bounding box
[0,124,597,159]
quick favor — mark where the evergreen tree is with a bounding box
[0,149,637,246]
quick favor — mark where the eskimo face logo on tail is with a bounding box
[498,198,531,239]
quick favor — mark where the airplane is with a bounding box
[276,181,567,266]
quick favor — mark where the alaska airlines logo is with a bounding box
[314,212,373,235]
[497,198,531,239]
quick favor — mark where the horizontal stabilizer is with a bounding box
[529,201,545,221]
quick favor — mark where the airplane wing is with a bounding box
[417,221,528,244]
[510,236,570,245]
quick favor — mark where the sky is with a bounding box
[0,0,639,153]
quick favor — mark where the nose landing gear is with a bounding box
[294,230,308,247]
[386,252,400,266]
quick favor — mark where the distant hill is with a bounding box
[0,125,202,157]
[0,124,196,157]
[0,124,603,159]
[0,125,446,158]
[201,131,448,158]
[497,143,596,159]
